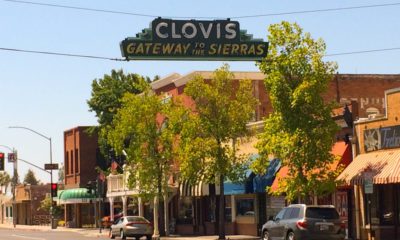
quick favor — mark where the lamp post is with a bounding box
[8,126,55,229]
[0,144,17,228]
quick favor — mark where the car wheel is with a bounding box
[120,229,126,239]
[286,231,295,240]
[109,229,115,239]
[262,230,270,240]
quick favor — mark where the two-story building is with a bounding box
[58,126,102,228]
[338,87,400,240]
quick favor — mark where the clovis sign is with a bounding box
[120,18,268,61]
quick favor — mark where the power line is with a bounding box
[0,46,399,61]
[2,0,400,19]
[325,47,400,57]
[0,47,126,61]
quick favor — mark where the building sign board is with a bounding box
[120,18,268,61]
[364,125,400,152]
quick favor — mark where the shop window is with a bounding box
[10,206,13,217]
[236,198,254,216]
[368,185,394,226]
[75,149,79,173]
[379,185,394,225]
[177,197,193,224]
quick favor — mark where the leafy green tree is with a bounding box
[179,65,258,239]
[107,90,184,237]
[255,21,339,202]
[0,172,11,193]
[87,69,150,161]
[23,169,40,185]
[38,195,63,218]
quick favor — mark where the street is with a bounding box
[0,228,110,240]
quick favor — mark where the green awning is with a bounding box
[58,188,96,204]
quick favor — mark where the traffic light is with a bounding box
[51,183,58,197]
[86,181,93,194]
[0,152,4,171]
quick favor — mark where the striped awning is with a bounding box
[337,149,400,185]
[179,179,210,197]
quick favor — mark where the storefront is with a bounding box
[338,87,400,240]
[58,188,98,228]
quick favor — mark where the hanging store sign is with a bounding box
[120,18,268,61]
[364,125,400,152]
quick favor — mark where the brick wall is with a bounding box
[64,127,98,189]
[355,88,400,155]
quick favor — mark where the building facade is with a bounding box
[14,184,51,225]
[59,126,102,228]
[338,87,400,240]
[104,71,400,236]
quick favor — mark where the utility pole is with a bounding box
[9,126,55,229]
[12,149,17,228]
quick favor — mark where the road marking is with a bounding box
[11,234,46,240]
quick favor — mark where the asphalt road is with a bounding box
[0,228,111,240]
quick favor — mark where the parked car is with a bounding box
[109,216,153,240]
[261,204,345,240]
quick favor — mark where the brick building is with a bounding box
[153,72,400,121]
[59,126,102,228]
[150,71,400,236]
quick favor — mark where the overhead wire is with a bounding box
[1,46,400,61]
[1,0,400,19]
[0,47,126,61]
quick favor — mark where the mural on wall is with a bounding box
[340,97,385,116]
[364,125,400,152]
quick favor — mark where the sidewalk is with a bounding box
[0,223,260,240]
[0,223,109,238]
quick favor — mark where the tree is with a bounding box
[23,169,40,185]
[178,64,258,240]
[87,69,150,161]
[0,172,11,193]
[38,195,63,218]
[107,89,184,238]
[255,21,339,202]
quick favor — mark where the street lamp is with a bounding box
[8,126,55,229]
[0,144,17,228]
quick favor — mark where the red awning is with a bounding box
[271,141,352,191]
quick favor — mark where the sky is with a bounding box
[0,0,399,184]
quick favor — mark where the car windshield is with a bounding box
[126,216,149,223]
[306,207,339,219]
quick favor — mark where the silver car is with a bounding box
[261,204,345,240]
[109,216,153,240]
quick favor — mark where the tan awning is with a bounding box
[337,149,400,185]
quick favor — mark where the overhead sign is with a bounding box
[120,18,268,61]
[364,125,400,152]
[45,163,59,170]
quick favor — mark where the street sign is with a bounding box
[45,163,59,170]
[7,152,16,163]
[364,179,373,194]
[364,171,374,194]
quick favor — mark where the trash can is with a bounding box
[51,218,58,229]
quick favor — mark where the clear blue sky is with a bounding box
[0,0,399,183]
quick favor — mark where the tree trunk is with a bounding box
[218,174,225,240]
